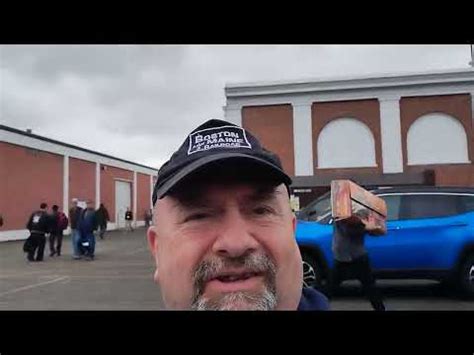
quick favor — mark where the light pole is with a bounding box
[470,44,474,67]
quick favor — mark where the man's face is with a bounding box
[147,181,303,310]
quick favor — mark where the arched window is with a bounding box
[407,113,469,165]
[317,118,376,168]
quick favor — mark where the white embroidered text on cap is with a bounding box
[187,126,252,155]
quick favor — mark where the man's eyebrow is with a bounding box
[245,185,281,203]
[168,184,282,208]
[169,193,213,210]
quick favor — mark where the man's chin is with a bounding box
[193,290,277,311]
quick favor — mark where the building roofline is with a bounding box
[225,67,474,98]
[0,124,159,171]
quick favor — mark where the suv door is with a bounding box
[365,194,403,270]
[367,193,467,272]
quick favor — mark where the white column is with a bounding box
[95,162,100,209]
[378,95,404,173]
[291,100,314,176]
[224,104,242,126]
[133,171,137,225]
[63,155,69,216]
[471,92,474,126]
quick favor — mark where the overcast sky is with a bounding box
[1,45,472,169]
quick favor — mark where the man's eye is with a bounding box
[253,206,275,216]
[184,213,211,222]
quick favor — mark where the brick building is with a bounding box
[224,68,474,208]
[0,125,158,241]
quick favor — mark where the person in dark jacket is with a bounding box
[48,205,59,257]
[48,205,68,257]
[95,203,110,239]
[25,203,51,262]
[78,200,98,260]
[327,219,386,311]
[125,207,133,232]
[69,198,83,259]
[144,209,153,227]
[147,119,329,310]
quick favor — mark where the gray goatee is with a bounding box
[191,252,277,311]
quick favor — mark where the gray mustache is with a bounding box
[192,252,276,295]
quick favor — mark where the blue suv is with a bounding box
[296,186,474,297]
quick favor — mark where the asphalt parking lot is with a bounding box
[0,228,164,310]
[1,228,473,310]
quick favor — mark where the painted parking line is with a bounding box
[122,247,149,256]
[0,276,70,298]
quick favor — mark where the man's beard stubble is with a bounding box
[190,252,277,311]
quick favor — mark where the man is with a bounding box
[0,214,3,227]
[147,119,329,310]
[25,203,51,262]
[48,205,68,257]
[78,200,98,260]
[95,203,110,239]
[125,207,133,232]
[69,198,83,259]
[144,209,153,227]
[328,219,386,311]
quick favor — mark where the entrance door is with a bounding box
[115,180,132,229]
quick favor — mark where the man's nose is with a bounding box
[212,209,259,258]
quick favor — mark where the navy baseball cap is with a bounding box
[152,119,292,205]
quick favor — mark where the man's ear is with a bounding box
[147,226,161,284]
[147,226,158,258]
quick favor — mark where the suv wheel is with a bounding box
[301,252,324,290]
[458,254,474,298]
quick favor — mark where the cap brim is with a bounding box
[154,152,292,202]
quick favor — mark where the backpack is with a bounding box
[23,236,34,253]
[29,211,46,231]
[57,212,69,230]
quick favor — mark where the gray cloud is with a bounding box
[1,45,472,169]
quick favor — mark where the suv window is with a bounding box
[379,194,401,221]
[399,194,463,220]
[460,195,474,213]
[299,193,332,223]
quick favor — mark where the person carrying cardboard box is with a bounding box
[328,180,387,311]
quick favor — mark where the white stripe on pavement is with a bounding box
[0,276,70,298]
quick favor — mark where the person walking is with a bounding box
[25,203,51,262]
[95,203,110,239]
[69,198,83,260]
[125,207,133,232]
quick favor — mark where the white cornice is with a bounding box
[225,68,474,98]
[0,130,159,175]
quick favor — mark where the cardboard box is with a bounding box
[331,180,387,235]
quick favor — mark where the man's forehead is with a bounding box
[167,181,284,206]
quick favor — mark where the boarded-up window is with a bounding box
[317,118,376,168]
[407,113,469,165]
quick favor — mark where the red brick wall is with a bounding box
[69,157,95,206]
[137,173,151,221]
[312,99,382,174]
[242,104,295,176]
[401,94,474,186]
[100,165,134,222]
[406,164,474,186]
[0,142,63,230]
[400,94,473,167]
